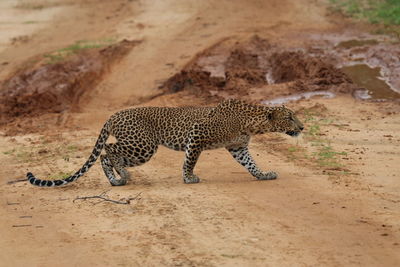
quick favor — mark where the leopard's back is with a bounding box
[109,106,213,151]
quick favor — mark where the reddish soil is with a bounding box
[0,40,140,133]
[161,37,270,99]
[269,51,353,92]
[161,35,355,103]
[0,0,399,266]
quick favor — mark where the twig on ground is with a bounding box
[73,191,142,205]
[12,224,32,228]
[7,178,28,185]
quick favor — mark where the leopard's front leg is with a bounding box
[182,139,202,184]
[227,146,277,180]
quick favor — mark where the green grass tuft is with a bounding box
[329,0,400,38]
[330,0,400,25]
[43,39,116,64]
[302,114,348,170]
[3,149,16,155]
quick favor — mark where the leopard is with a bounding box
[27,99,304,187]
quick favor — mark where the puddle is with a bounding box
[341,64,400,100]
[262,91,335,105]
[352,89,371,100]
[336,39,378,49]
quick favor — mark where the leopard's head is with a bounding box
[266,106,304,137]
[217,100,304,137]
[245,105,304,137]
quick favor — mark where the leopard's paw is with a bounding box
[183,174,200,184]
[256,171,278,180]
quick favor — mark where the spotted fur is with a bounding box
[27,99,304,187]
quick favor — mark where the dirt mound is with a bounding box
[159,36,354,103]
[161,70,225,94]
[224,49,267,89]
[270,51,353,92]
[160,36,270,100]
[162,48,266,95]
[0,40,140,126]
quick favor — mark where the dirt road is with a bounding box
[1,0,399,266]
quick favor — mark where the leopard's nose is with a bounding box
[300,126,304,131]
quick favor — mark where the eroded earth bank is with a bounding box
[0,0,399,266]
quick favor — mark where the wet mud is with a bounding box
[160,36,355,103]
[326,35,400,100]
[160,34,400,104]
[341,64,400,100]
[336,39,379,49]
[161,37,270,99]
[269,51,352,92]
[0,40,140,126]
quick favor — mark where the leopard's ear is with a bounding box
[267,110,275,120]
[267,108,281,120]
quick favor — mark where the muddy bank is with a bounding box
[159,36,355,103]
[161,37,270,99]
[270,51,352,92]
[159,34,400,105]
[304,34,400,101]
[334,39,400,92]
[0,39,140,132]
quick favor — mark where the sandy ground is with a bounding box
[0,0,399,266]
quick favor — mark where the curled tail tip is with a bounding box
[27,172,67,187]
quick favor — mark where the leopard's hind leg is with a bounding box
[101,142,157,186]
[100,154,130,186]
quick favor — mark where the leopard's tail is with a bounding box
[27,121,112,187]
